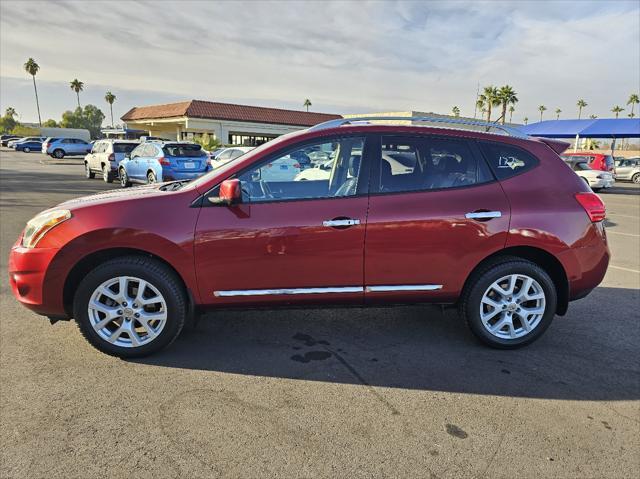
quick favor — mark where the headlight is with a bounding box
[22,209,71,248]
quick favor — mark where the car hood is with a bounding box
[56,183,173,211]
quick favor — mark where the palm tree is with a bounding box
[303,98,312,112]
[497,85,518,124]
[538,105,547,121]
[627,93,639,118]
[475,98,486,118]
[508,105,515,123]
[523,117,529,125]
[555,108,562,120]
[589,114,598,119]
[577,99,587,119]
[70,79,84,108]
[478,86,500,122]
[104,91,116,127]
[23,58,42,126]
[629,112,636,118]
[611,105,624,118]
[5,107,17,119]
[451,106,460,117]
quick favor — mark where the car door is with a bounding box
[616,160,632,179]
[364,134,511,304]
[128,145,144,179]
[194,135,371,307]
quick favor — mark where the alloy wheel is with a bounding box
[147,172,156,184]
[479,274,546,340]
[87,276,168,348]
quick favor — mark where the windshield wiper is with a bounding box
[160,179,191,191]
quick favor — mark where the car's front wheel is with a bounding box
[73,256,187,358]
[459,258,557,348]
[23,147,31,153]
[119,168,131,188]
[53,149,65,159]
[85,162,95,179]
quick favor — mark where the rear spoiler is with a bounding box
[537,137,571,155]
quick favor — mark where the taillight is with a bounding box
[108,153,115,162]
[575,192,606,222]
[158,157,171,166]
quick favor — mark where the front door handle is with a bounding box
[323,218,361,228]
[465,210,502,220]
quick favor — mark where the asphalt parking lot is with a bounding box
[1,148,638,479]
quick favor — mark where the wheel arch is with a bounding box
[62,247,195,319]
[462,246,569,315]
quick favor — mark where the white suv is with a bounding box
[84,140,139,182]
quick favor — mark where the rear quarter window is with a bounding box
[478,141,539,180]
[113,143,138,154]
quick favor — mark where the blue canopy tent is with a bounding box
[520,118,640,155]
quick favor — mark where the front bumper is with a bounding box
[8,241,65,316]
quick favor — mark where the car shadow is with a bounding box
[603,185,640,196]
[133,286,640,401]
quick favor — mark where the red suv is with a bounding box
[8,119,610,357]
[561,152,615,173]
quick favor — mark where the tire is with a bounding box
[73,256,187,358]
[119,168,131,188]
[23,147,30,153]
[102,164,113,183]
[592,188,602,193]
[85,162,95,179]
[632,173,640,184]
[147,171,156,184]
[53,149,65,159]
[459,257,557,349]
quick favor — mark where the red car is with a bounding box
[561,152,615,173]
[8,118,610,357]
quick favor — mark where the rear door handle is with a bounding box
[323,218,361,228]
[465,211,502,220]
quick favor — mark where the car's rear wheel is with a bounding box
[85,162,95,179]
[632,173,640,184]
[459,258,557,349]
[53,149,64,159]
[119,168,131,188]
[147,171,156,184]
[102,164,113,183]
[74,256,187,358]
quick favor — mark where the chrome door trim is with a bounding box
[465,211,502,220]
[365,284,443,293]
[323,219,361,227]
[214,286,364,297]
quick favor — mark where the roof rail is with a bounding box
[307,116,528,139]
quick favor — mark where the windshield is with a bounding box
[162,144,206,157]
[575,162,592,171]
[185,131,301,191]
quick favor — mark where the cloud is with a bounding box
[1,0,638,123]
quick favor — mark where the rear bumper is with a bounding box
[8,242,66,317]
[588,178,615,189]
[161,170,208,181]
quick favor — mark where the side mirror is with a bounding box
[124,153,131,160]
[209,179,242,206]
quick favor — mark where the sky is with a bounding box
[1,0,639,126]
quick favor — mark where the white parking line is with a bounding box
[609,265,640,274]
[607,231,640,237]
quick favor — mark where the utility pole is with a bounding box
[473,81,479,119]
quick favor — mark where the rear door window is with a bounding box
[478,141,539,180]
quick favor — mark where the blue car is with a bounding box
[118,141,211,187]
[43,138,92,158]
[15,140,43,153]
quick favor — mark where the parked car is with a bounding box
[561,152,615,174]
[1,135,22,146]
[118,141,211,187]
[210,146,254,169]
[8,119,610,357]
[15,140,43,153]
[84,140,139,183]
[564,160,614,192]
[614,157,640,184]
[43,138,92,158]
[9,136,45,149]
